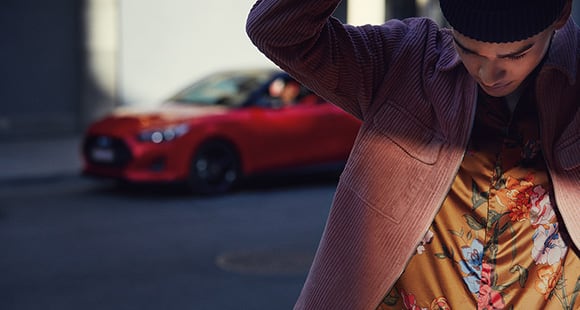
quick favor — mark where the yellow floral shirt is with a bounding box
[377,86,580,310]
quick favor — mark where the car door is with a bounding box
[243,92,360,171]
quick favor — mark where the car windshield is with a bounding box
[169,71,273,107]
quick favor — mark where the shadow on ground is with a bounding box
[87,168,342,198]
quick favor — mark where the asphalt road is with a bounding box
[0,174,338,310]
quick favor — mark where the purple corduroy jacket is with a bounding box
[246,0,580,308]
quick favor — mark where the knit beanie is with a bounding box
[439,0,567,43]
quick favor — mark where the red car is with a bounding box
[82,68,361,194]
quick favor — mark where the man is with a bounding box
[247,0,580,308]
[279,80,301,106]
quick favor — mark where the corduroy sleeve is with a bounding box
[246,0,418,121]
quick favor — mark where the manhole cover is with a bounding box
[216,249,314,275]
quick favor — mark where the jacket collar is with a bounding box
[436,28,461,72]
[437,18,579,84]
[543,18,578,85]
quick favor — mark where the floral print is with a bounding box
[495,175,569,267]
[376,89,580,310]
[529,186,556,228]
[535,263,563,299]
[496,175,535,222]
[380,289,450,310]
[377,168,578,309]
[401,289,428,310]
[532,224,568,265]
[478,263,506,309]
[496,176,555,227]
[417,230,434,255]
[430,297,451,310]
[460,239,484,293]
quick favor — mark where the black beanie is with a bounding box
[439,0,567,43]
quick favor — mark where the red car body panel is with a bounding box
[82,70,361,188]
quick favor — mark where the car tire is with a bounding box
[188,140,241,195]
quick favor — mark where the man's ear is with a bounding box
[553,0,573,29]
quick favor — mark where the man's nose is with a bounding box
[478,60,506,85]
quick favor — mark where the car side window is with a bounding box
[258,77,325,109]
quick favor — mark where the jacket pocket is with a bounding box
[339,101,447,223]
[371,100,444,164]
[556,134,580,170]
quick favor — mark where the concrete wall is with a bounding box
[82,0,119,131]
[0,0,283,139]
[0,0,427,139]
[118,0,276,107]
[0,0,82,139]
[16,0,574,139]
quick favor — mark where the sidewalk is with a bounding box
[0,135,83,183]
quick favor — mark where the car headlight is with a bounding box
[137,124,190,143]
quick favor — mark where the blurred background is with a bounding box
[1,0,579,309]
[0,0,447,139]
[3,0,578,139]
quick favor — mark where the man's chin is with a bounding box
[479,82,516,97]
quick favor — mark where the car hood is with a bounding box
[90,102,230,133]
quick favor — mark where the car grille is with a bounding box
[83,135,133,168]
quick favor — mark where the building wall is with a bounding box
[0,0,433,139]
[118,0,276,107]
[2,0,577,139]
[0,0,82,139]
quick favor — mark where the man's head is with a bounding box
[440,0,572,97]
[280,80,301,105]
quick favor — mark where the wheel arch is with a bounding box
[190,135,246,175]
